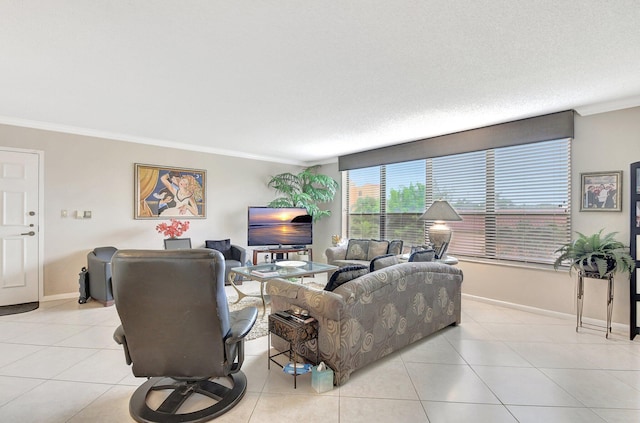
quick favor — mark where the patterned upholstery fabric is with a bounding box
[324,265,369,291]
[369,254,399,272]
[345,239,369,260]
[408,249,435,262]
[267,261,463,385]
[367,240,389,260]
[387,240,404,255]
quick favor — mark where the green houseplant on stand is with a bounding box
[554,229,635,338]
[267,165,339,222]
[553,229,635,277]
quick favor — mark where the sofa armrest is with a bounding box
[325,245,347,265]
[266,278,346,321]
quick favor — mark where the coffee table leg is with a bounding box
[228,271,248,304]
[260,281,267,315]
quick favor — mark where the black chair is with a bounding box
[163,238,192,250]
[86,246,118,306]
[205,239,247,285]
[112,249,258,423]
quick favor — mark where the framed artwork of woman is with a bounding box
[135,163,206,219]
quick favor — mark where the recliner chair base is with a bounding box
[129,372,247,423]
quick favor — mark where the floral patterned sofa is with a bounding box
[266,261,463,385]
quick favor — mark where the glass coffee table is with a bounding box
[228,261,338,314]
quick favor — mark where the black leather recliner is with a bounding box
[112,249,258,423]
[86,246,117,306]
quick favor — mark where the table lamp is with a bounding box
[419,200,462,259]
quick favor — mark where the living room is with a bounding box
[1,1,640,422]
[2,106,638,326]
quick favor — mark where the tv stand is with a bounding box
[252,246,313,265]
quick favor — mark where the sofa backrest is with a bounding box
[333,261,462,306]
[344,239,404,261]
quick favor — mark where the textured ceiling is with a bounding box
[1,1,639,165]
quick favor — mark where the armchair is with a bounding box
[111,248,258,423]
[86,246,117,306]
[205,239,247,285]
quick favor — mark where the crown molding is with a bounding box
[574,95,640,116]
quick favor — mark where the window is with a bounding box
[346,167,381,239]
[345,138,571,265]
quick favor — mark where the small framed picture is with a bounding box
[580,171,622,212]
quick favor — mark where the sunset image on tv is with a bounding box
[248,207,312,246]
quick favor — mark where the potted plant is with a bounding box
[553,229,635,277]
[267,165,339,222]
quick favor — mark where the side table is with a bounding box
[268,313,318,388]
[577,270,614,338]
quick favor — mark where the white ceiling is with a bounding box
[1,1,640,166]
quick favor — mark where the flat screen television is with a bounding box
[247,207,312,247]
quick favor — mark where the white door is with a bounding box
[0,150,40,306]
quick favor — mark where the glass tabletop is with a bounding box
[231,261,337,279]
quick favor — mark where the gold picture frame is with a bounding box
[580,171,622,212]
[134,163,206,219]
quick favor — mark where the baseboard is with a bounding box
[462,293,630,333]
[41,292,79,302]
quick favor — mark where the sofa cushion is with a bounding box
[324,265,369,292]
[369,254,399,272]
[345,239,369,260]
[205,239,232,259]
[367,240,389,260]
[387,240,404,255]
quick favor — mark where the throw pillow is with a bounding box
[205,239,233,259]
[345,239,369,260]
[367,239,390,260]
[387,240,404,255]
[324,265,369,292]
[409,249,435,262]
[369,254,399,272]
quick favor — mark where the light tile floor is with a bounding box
[0,287,639,422]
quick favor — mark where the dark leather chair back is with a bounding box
[112,248,231,378]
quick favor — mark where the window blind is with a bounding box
[346,167,381,239]
[345,138,571,265]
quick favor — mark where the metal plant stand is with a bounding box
[576,270,614,338]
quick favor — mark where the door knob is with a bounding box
[21,231,36,236]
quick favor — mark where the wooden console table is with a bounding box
[252,247,313,265]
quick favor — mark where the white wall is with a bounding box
[0,124,300,297]
[461,107,640,325]
[2,106,638,325]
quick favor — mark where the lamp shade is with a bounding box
[419,200,462,222]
